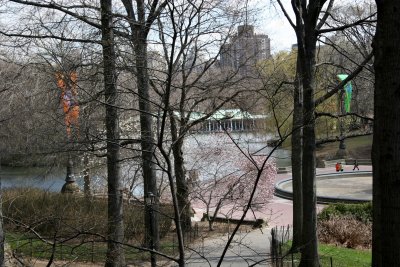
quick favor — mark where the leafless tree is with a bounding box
[275,0,375,265]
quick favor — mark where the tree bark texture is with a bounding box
[100,1,126,265]
[298,42,319,267]
[170,115,192,234]
[372,1,400,265]
[290,56,303,250]
[0,178,4,267]
[292,2,321,266]
[134,34,160,252]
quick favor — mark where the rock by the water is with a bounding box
[61,181,80,194]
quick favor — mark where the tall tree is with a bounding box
[372,0,400,265]
[119,3,167,262]
[291,54,303,250]
[155,0,245,235]
[100,0,125,265]
[275,1,375,265]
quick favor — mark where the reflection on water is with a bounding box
[184,132,292,167]
[0,166,82,192]
[0,132,291,192]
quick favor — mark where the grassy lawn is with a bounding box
[316,135,372,160]
[318,243,371,267]
[282,242,371,267]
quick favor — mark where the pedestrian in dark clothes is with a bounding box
[353,159,359,171]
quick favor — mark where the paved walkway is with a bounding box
[182,228,271,267]
[182,165,372,266]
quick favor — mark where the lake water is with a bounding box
[0,166,75,192]
[0,132,291,192]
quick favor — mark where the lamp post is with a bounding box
[145,192,156,267]
[61,155,79,193]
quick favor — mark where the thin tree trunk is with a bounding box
[83,154,91,197]
[170,115,192,234]
[372,1,400,265]
[100,1,125,265]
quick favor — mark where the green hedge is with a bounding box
[318,202,372,223]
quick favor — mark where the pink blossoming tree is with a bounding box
[184,132,277,230]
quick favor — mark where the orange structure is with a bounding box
[56,71,79,138]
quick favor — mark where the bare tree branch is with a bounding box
[315,52,373,107]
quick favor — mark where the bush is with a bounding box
[318,202,372,249]
[318,202,372,223]
[318,216,372,249]
[2,188,173,242]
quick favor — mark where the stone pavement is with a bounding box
[180,228,271,267]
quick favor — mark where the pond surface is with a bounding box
[0,132,291,192]
[0,166,73,192]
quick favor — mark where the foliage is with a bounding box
[318,202,372,223]
[258,51,296,138]
[2,188,173,241]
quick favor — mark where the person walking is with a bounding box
[353,159,359,171]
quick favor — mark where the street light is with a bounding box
[145,192,156,206]
[61,156,79,193]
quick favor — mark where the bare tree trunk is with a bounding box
[297,25,319,267]
[83,154,91,197]
[372,1,400,265]
[100,1,125,265]
[291,56,303,250]
[135,35,160,260]
[0,171,4,267]
[170,115,192,234]
[121,2,166,265]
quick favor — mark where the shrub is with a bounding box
[318,216,372,249]
[2,188,173,242]
[318,202,372,249]
[318,202,372,223]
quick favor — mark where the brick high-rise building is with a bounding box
[220,25,271,73]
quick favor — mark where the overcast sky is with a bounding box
[250,0,297,53]
[252,0,375,53]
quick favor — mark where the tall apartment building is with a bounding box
[220,25,271,73]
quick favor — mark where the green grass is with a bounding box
[317,135,372,150]
[282,241,371,267]
[318,243,371,267]
[316,135,372,159]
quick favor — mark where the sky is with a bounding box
[252,0,375,53]
[250,0,297,53]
